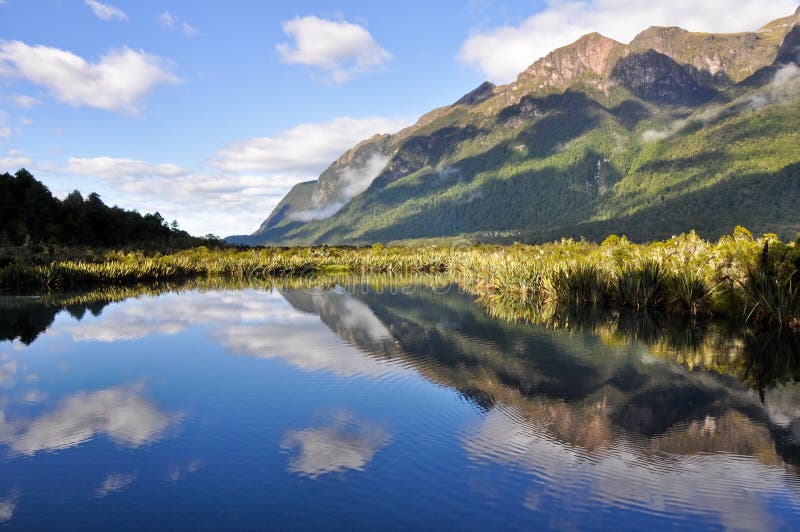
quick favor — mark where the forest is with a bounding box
[0,169,218,252]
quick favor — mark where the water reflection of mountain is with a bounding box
[281,286,800,473]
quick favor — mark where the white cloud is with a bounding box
[67,157,186,180]
[210,116,404,175]
[158,11,198,36]
[290,152,389,221]
[9,94,41,108]
[85,0,127,21]
[0,111,9,139]
[0,149,33,170]
[62,156,296,236]
[460,0,800,83]
[18,117,31,126]
[56,115,406,235]
[277,16,391,83]
[0,41,178,114]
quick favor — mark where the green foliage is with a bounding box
[745,242,800,328]
[2,228,798,332]
[617,261,666,310]
[0,169,213,250]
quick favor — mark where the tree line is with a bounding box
[0,169,219,250]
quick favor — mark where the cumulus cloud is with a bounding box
[460,0,800,83]
[210,116,403,175]
[84,0,127,21]
[157,11,198,36]
[282,411,391,478]
[62,156,297,236]
[0,41,178,114]
[277,16,391,83]
[0,149,33,170]
[66,157,185,180]
[60,115,406,235]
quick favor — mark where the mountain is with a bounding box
[229,7,800,246]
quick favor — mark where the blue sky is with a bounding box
[1,0,797,236]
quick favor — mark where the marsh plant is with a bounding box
[1,227,798,331]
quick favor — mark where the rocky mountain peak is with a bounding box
[454,81,497,106]
[508,33,626,97]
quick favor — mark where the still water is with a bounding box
[0,284,799,530]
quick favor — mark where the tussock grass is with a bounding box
[2,228,798,330]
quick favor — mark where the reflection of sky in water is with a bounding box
[464,406,800,531]
[282,410,391,478]
[0,287,797,529]
[0,382,176,455]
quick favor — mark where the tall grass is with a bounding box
[1,229,798,330]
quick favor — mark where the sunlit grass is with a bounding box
[1,227,797,330]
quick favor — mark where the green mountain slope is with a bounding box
[230,7,800,245]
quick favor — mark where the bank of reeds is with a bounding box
[1,228,798,330]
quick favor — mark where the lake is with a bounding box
[0,283,799,530]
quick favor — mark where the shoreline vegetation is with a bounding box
[1,274,798,397]
[1,226,799,332]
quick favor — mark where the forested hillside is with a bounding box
[230,7,800,246]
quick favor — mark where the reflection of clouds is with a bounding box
[0,490,18,523]
[0,383,178,455]
[217,322,400,378]
[22,390,46,404]
[764,384,800,443]
[95,473,137,497]
[48,287,405,380]
[0,361,17,388]
[334,296,391,341]
[62,291,305,343]
[282,412,391,478]
[167,459,204,481]
[217,288,405,378]
[464,407,800,531]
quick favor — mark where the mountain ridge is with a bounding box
[229,7,800,246]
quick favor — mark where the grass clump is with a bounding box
[1,227,798,331]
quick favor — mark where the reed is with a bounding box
[1,228,797,330]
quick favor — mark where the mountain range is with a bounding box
[228,7,800,246]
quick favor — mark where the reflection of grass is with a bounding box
[1,228,798,329]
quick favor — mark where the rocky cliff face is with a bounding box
[629,20,793,87]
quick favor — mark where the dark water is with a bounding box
[0,284,799,530]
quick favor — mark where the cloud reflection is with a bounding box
[63,291,305,343]
[0,490,18,523]
[282,411,391,478]
[95,473,137,497]
[0,382,177,455]
[464,406,800,530]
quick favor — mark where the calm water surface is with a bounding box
[0,285,799,530]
